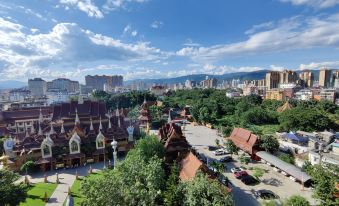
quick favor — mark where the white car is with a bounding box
[213,149,226,156]
[231,167,243,173]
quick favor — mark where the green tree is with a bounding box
[20,160,39,174]
[0,169,28,206]
[283,195,310,206]
[215,139,220,147]
[239,153,250,165]
[259,135,279,153]
[224,139,238,157]
[306,163,339,205]
[182,173,234,206]
[81,136,166,206]
[278,107,334,132]
[0,137,5,155]
[199,107,211,124]
[252,167,265,180]
[279,153,295,164]
[163,163,184,206]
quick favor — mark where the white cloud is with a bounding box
[177,13,339,61]
[122,24,138,37]
[0,18,166,80]
[131,30,138,37]
[150,20,163,29]
[59,0,104,18]
[103,0,148,11]
[183,38,200,47]
[280,0,339,9]
[299,60,339,70]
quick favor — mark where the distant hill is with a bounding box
[125,69,321,85]
[0,80,27,89]
[125,70,269,85]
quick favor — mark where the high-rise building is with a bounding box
[47,78,80,93]
[299,70,314,87]
[319,69,333,88]
[279,70,298,84]
[28,78,47,97]
[265,71,280,90]
[85,75,123,91]
[333,70,339,89]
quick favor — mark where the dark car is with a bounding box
[219,156,233,163]
[208,146,218,151]
[254,190,279,200]
[234,171,248,179]
[241,175,258,185]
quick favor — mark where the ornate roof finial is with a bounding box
[38,107,43,123]
[90,117,94,131]
[116,106,121,127]
[143,94,147,104]
[168,109,172,123]
[30,122,35,134]
[25,123,29,138]
[50,122,55,135]
[99,116,103,130]
[38,122,43,136]
[60,121,65,134]
[75,108,80,125]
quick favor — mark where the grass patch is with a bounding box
[69,172,104,206]
[251,124,280,135]
[20,182,57,206]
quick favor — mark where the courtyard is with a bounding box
[184,124,317,206]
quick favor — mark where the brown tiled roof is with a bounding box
[277,101,293,113]
[0,107,52,122]
[230,128,258,154]
[179,152,203,181]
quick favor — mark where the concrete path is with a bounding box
[46,173,76,206]
[18,162,106,205]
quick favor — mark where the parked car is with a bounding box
[234,171,248,179]
[214,149,227,156]
[231,167,243,173]
[218,174,230,186]
[241,175,258,185]
[208,146,219,151]
[254,190,279,200]
[219,156,233,163]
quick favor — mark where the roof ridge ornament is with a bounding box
[90,117,94,131]
[38,122,43,136]
[61,121,65,134]
[75,107,80,125]
[99,116,103,130]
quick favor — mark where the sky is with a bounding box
[0,0,339,83]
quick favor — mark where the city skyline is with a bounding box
[0,0,339,82]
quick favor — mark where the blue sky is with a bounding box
[0,0,339,82]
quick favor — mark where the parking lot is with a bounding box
[184,124,318,206]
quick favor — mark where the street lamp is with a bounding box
[111,139,117,168]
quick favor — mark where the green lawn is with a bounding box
[20,182,57,206]
[69,172,104,206]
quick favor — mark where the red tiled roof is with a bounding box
[179,152,203,181]
[230,128,258,154]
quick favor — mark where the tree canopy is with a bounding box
[0,169,28,206]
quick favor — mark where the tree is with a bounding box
[239,153,250,165]
[259,135,279,153]
[199,107,211,124]
[81,136,166,206]
[306,163,339,205]
[20,160,39,174]
[279,153,295,164]
[224,139,238,157]
[0,137,5,155]
[283,195,310,206]
[0,169,28,206]
[163,163,184,206]
[252,167,265,180]
[215,139,220,147]
[278,107,334,132]
[182,173,234,206]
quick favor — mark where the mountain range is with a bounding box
[125,69,321,85]
[0,80,27,90]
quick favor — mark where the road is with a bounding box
[184,124,317,206]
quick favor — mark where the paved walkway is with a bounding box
[18,162,106,206]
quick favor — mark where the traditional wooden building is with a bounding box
[158,123,191,163]
[1,100,137,172]
[229,127,260,159]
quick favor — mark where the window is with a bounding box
[43,144,50,157]
[96,132,105,149]
[71,141,78,153]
